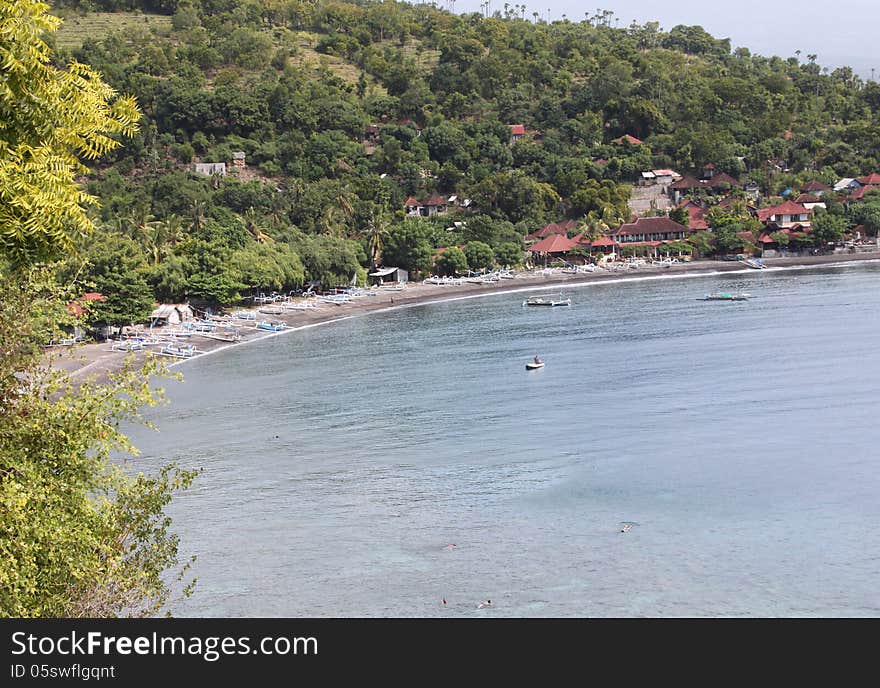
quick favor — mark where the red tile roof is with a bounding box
[706,172,741,188]
[589,236,616,247]
[403,196,419,207]
[794,194,821,204]
[613,216,690,236]
[510,124,526,135]
[757,200,812,222]
[671,176,703,190]
[687,206,708,230]
[802,180,830,192]
[849,184,879,200]
[421,194,447,206]
[526,233,578,253]
[613,134,644,145]
[856,173,880,185]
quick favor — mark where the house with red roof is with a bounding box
[793,194,826,210]
[610,216,692,249]
[613,134,644,145]
[668,171,741,204]
[856,173,880,186]
[525,219,578,242]
[509,124,526,144]
[846,185,879,202]
[403,194,449,217]
[801,180,830,195]
[757,200,813,228]
[525,234,579,264]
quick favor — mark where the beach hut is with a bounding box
[150,304,194,327]
[369,267,408,285]
[526,233,578,265]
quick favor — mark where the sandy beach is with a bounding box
[48,251,880,384]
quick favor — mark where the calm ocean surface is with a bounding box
[128,262,880,617]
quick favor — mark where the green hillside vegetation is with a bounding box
[53,10,172,50]
[39,0,880,323]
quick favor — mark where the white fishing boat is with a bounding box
[699,291,751,301]
[523,295,571,307]
[157,344,196,358]
[526,356,545,370]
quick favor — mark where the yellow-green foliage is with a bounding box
[0,1,140,266]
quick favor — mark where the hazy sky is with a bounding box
[445,0,878,79]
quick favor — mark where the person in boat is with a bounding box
[533,355,542,365]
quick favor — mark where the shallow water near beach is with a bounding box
[128,262,880,617]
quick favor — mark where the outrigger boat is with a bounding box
[700,292,751,301]
[523,295,571,307]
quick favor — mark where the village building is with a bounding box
[756,200,813,228]
[403,194,449,217]
[793,194,826,211]
[150,304,195,328]
[613,134,644,145]
[231,152,246,170]
[610,216,692,246]
[509,124,526,144]
[639,169,681,186]
[525,219,579,242]
[668,170,742,204]
[369,266,408,285]
[801,180,830,196]
[525,233,578,263]
[193,162,226,177]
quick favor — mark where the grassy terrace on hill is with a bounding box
[54,11,171,50]
[291,33,438,94]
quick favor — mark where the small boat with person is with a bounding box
[526,355,545,370]
[523,295,571,307]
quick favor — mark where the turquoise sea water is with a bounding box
[128,262,880,617]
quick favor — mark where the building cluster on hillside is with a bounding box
[517,167,880,262]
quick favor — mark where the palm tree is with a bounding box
[242,207,274,244]
[365,211,391,268]
[125,209,158,250]
[142,214,185,267]
[189,200,206,233]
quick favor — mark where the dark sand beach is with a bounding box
[48,251,880,384]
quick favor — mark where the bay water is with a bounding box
[128,263,880,617]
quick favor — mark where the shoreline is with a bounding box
[49,251,880,384]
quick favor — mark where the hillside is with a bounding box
[38,0,880,316]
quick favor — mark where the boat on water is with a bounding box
[526,357,545,370]
[700,292,751,301]
[523,295,571,307]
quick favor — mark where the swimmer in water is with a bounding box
[445,544,457,550]
[477,599,492,609]
[621,524,632,533]
[441,598,447,606]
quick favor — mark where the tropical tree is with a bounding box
[435,246,468,275]
[365,210,391,268]
[0,0,139,266]
[0,0,194,618]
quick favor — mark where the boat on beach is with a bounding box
[523,295,571,307]
[157,344,196,358]
[256,320,286,331]
[700,292,751,301]
[743,258,766,269]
